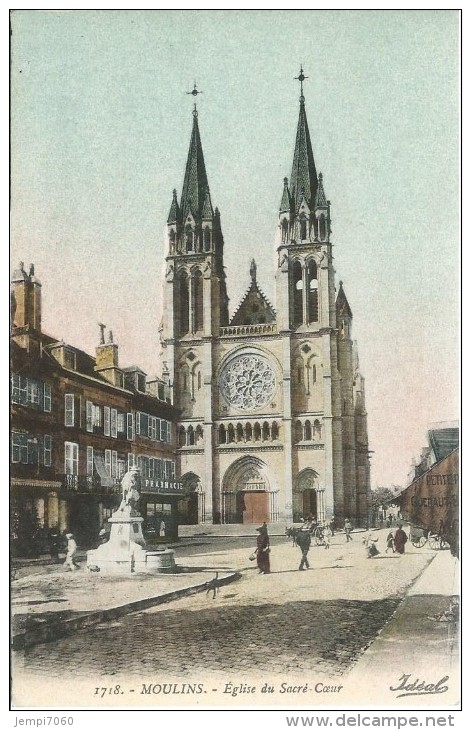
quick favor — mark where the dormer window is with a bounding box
[136,373,146,392]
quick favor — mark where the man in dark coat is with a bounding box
[393,525,408,554]
[255,525,271,574]
[296,525,311,570]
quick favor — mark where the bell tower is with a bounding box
[275,68,345,523]
[161,96,229,522]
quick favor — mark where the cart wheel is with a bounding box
[412,535,427,548]
[428,534,441,550]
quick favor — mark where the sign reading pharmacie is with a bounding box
[141,479,185,495]
[399,448,459,555]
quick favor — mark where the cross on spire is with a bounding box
[186,82,203,115]
[294,65,308,99]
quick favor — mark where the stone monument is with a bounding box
[86,467,176,574]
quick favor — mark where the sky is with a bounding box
[10,9,460,489]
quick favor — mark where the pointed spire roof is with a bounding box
[167,189,180,223]
[181,108,209,219]
[201,186,214,219]
[279,177,291,213]
[336,281,353,319]
[289,95,318,211]
[314,172,327,207]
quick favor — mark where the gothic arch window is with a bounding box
[178,426,186,447]
[319,214,326,241]
[304,420,312,441]
[169,229,176,252]
[308,260,318,323]
[294,420,303,443]
[185,225,194,252]
[271,421,279,440]
[219,424,226,445]
[262,422,270,441]
[300,215,307,240]
[197,370,202,390]
[281,218,289,243]
[254,422,261,441]
[236,423,244,442]
[179,272,190,336]
[193,269,203,332]
[195,425,204,444]
[245,423,253,442]
[309,363,317,385]
[203,227,211,251]
[292,260,303,327]
[228,423,235,443]
[188,425,195,446]
[313,419,322,440]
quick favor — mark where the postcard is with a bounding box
[9,8,461,718]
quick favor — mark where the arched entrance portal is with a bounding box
[294,469,326,523]
[221,456,279,524]
[180,472,204,524]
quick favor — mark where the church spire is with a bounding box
[289,67,318,211]
[181,107,209,220]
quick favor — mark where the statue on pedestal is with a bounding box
[118,466,141,514]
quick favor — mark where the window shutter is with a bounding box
[87,446,94,476]
[135,412,141,435]
[127,413,134,440]
[111,450,118,478]
[43,383,52,412]
[104,407,110,436]
[111,408,117,438]
[105,449,112,476]
[86,401,93,432]
[65,394,74,427]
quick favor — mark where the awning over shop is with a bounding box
[397,448,459,556]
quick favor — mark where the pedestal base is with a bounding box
[86,505,177,574]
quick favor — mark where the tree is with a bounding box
[371,487,397,512]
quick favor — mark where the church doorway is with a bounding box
[237,490,270,524]
[302,489,318,522]
[221,456,278,524]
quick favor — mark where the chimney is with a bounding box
[95,325,123,387]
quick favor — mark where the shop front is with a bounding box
[140,478,187,542]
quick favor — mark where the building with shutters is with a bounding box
[160,76,371,527]
[10,263,180,553]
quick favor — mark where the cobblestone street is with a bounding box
[15,530,438,683]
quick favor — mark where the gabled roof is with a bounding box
[229,260,276,326]
[180,109,209,220]
[289,95,318,211]
[428,425,459,462]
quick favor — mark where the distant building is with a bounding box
[10,263,180,553]
[160,82,371,526]
[407,421,459,483]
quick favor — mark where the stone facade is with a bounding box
[161,89,371,527]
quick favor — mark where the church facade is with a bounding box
[160,83,371,527]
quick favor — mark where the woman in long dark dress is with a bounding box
[255,525,271,574]
[393,525,408,554]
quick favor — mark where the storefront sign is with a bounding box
[143,479,185,495]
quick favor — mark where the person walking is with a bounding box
[64,533,79,571]
[393,524,408,555]
[364,533,380,558]
[385,530,395,553]
[296,524,311,570]
[323,524,331,550]
[344,518,353,542]
[255,524,271,574]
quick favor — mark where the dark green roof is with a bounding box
[181,110,209,220]
[428,427,459,462]
[290,96,318,211]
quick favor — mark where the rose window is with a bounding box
[220,355,276,410]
